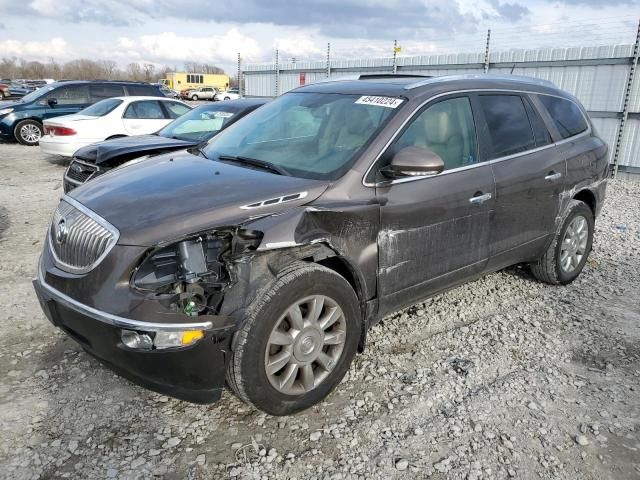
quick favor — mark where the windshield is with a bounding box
[203,92,402,180]
[20,85,55,103]
[80,98,123,117]
[159,105,243,141]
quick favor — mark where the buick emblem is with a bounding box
[56,217,68,244]
[72,164,83,173]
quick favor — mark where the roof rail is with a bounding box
[358,73,432,80]
[405,73,557,90]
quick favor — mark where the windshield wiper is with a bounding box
[217,155,289,176]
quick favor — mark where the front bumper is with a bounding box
[32,263,235,403]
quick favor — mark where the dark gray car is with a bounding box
[33,74,608,415]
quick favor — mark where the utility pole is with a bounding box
[236,52,242,95]
[274,48,279,97]
[392,40,398,74]
[326,43,331,78]
[484,29,491,73]
[612,18,640,177]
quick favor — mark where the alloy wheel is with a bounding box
[560,215,589,273]
[20,124,41,143]
[264,295,347,395]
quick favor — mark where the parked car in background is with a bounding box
[7,82,34,98]
[0,84,9,100]
[214,88,240,101]
[39,97,191,157]
[33,74,607,415]
[0,81,165,145]
[158,85,181,99]
[182,86,217,101]
[63,98,268,192]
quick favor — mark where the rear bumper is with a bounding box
[32,263,233,403]
[39,137,94,157]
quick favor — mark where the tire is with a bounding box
[224,96,230,101]
[14,119,43,146]
[227,261,361,415]
[191,95,198,101]
[530,199,594,285]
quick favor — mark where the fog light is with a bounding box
[153,330,204,349]
[121,330,153,350]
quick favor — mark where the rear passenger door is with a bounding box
[122,100,172,135]
[375,95,495,315]
[474,93,566,270]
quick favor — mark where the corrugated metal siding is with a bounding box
[244,44,639,168]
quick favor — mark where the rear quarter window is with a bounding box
[537,95,588,139]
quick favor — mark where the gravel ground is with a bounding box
[0,142,639,480]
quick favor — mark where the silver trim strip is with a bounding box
[64,158,101,186]
[362,88,591,187]
[48,195,121,275]
[36,265,213,332]
[240,191,309,209]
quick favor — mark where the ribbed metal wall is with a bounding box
[244,44,639,168]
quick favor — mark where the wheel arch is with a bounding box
[573,189,596,216]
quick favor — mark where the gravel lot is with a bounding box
[0,141,639,480]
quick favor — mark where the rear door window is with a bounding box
[125,85,156,96]
[537,95,588,139]
[89,84,125,101]
[163,101,191,119]
[478,95,536,158]
[123,101,166,119]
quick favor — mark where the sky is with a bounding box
[0,0,638,74]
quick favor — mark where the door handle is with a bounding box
[469,192,492,205]
[545,172,562,181]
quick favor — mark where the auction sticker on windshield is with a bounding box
[355,96,404,108]
[214,112,234,118]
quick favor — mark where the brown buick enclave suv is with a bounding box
[33,74,607,415]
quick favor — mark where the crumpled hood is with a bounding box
[74,134,195,166]
[69,150,329,246]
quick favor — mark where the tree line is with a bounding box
[0,58,227,83]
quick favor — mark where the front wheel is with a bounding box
[14,120,43,146]
[227,262,360,415]
[530,200,594,285]
[191,95,198,101]
[224,96,230,101]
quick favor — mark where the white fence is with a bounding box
[243,43,640,172]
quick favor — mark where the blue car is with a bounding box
[0,81,165,145]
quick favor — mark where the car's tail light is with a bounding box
[45,125,77,136]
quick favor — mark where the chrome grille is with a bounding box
[65,159,102,185]
[49,198,119,274]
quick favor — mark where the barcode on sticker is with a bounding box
[355,96,404,108]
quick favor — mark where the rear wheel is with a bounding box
[227,262,360,415]
[14,120,43,146]
[530,200,594,285]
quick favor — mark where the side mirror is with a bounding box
[47,98,58,107]
[381,146,445,179]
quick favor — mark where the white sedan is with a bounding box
[213,89,241,101]
[39,96,192,157]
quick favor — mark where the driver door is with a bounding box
[374,95,495,315]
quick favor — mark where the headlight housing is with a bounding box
[0,107,14,115]
[132,229,262,316]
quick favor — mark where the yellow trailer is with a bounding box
[160,73,230,91]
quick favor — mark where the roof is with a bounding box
[294,73,568,100]
[109,96,188,102]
